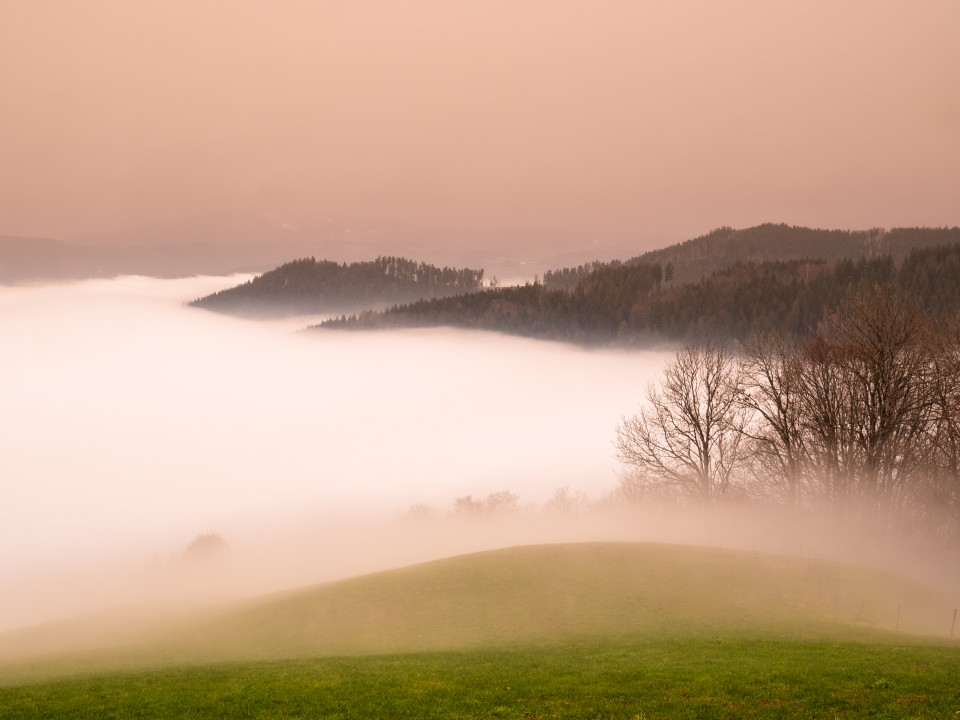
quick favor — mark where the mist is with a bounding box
[0,275,669,631]
[4,275,958,649]
[3,0,960,676]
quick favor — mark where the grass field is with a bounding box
[3,637,960,718]
[2,542,959,718]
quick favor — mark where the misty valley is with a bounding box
[6,0,960,713]
[4,231,960,718]
[0,274,667,630]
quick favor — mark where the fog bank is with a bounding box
[0,276,667,629]
[5,276,957,640]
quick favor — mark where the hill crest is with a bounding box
[1,541,955,678]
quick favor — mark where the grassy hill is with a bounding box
[174,542,958,655]
[3,543,959,718]
[1,543,956,679]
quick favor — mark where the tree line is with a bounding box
[616,284,960,541]
[320,262,664,344]
[191,256,484,317]
[320,242,960,346]
[632,223,960,286]
[404,487,590,522]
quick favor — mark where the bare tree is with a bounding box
[616,342,750,500]
[484,490,520,515]
[739,331,807,504]
[453,495,485,515]
[826,285,938,514]
[545,485,588,516]
[404,503,440,522]
[616,285,958,534]
[453,491,519,517]
[923,310,960,535]
[182,533,229,564]
[794,334,862,509]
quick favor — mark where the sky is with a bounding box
[2,1,958,257]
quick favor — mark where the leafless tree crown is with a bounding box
[617,284,960,538]
[616,342,749,500]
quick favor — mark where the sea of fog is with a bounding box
[3,276,958,639]
[0,275,672,629]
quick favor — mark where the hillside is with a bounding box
[190,256,485,317]
[319,241,960,345]
[1,543,955,681]
[631,224,960,285]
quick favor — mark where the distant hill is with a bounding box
[1,542,953,678]
[0,220,619,285]
[0,236,95,282]
[190,256,485,317]
[319,229,960,345]
[0,235,300,282]
[631,224,960,285]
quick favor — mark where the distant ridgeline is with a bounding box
[317,225,960,345]
[632,223,960,285]
[190,256,484,317]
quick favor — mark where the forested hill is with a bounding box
[190,256,484,317]
[317,242,960,346]
[632,224,960,285]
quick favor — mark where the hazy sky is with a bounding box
[2,1,958,251]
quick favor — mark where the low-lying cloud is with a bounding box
[0,276,668,629]
[5,276,957,641]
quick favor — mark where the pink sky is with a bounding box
[2,1,958,252]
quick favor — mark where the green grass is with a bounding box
[2,639,959,718]
[1,542,959,717]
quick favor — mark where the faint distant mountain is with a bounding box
[0,236,92,282]
[190,256,485,317]
[6,222,958,292]
[0,235,302,283]
[630,223,960,284]
[0,222,604,285]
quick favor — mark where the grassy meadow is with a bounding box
[2,542,959,718]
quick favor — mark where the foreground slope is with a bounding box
[1,543,956,679]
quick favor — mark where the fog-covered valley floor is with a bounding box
[4,275,958,642]
[0,275,671,630]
